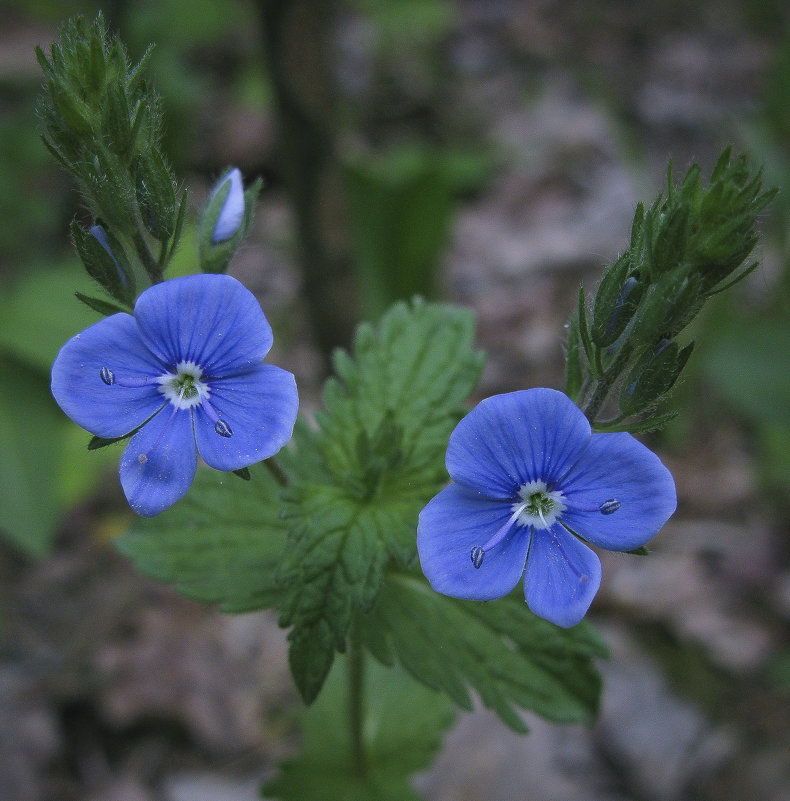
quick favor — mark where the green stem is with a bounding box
[133,229,162,283]
[348,629,366,778]
[263,456,289,487]
[580,342,633,423]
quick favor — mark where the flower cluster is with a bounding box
[51,273,298,517]
[417,388,677,627]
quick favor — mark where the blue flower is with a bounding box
[211,167,244,244]
[417,388,676,627]
[51,274,298,517]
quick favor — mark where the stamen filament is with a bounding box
[471,502,528,568]
[100,366,155,389]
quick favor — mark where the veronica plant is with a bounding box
[37,14,776,801]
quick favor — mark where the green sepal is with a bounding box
[232,467,251,481]
[88,432,132,450]
[135,149,178,241]
[71,220,136,305]
[592,410,678,434]
[577,286,601,378]
[619,340,693,417]
[591,254,643,348]
[564,309,583,403]
[634,268,703,345]
[104,81,133,157]
[626,546,650,556]
[74,292,131,317]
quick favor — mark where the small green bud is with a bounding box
[104,82,133,157]
[71,220,135,305]
[619,339,693,416]
[135,150,177,241]
[634,268,703,346]
[591,254,643,348]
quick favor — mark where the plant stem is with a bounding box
[348,628,367,778]
[580,342,632,424]
[263,456,289,487]
[133,229,162,283]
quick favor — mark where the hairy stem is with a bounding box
[580,342,633,424]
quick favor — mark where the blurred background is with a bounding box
[1,1,789,799]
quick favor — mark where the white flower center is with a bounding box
[513,479,566,530]
[157,361,210,410]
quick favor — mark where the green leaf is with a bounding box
[263,655,454,801]
[280,299,485,702]
[116,464,287,612]
[360,573,607,733]
[0,358,64,557]
[278,483,421,702]
[0,261,106,372]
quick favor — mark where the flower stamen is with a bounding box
[599,498,621,515]
[471,502,527,569]
[99,366,154,388]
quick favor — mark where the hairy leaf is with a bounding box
[116,464,286,612]
[360,573,608,733]
[280,299,485,702]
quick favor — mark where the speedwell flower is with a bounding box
[417,388,676,627]
[51,273,298,517]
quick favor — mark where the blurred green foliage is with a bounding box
[0,262,119,556]
[697,32,790,495]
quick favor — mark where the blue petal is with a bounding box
[194,364,298,471]
[417,483,529,601]
[51,313,167,438]
[445,388,592,498]
[560,432,677,552]
[524,526,602,628]
[212,168,245,243]
[133,274,273,375]
[119,407,197,516]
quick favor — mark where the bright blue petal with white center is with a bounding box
[445,388,592,498]
[193,364,298,471]
[119,407,197,517]
[417,483,530,601]
[51,313,167,438]
[134,274,273,374]
[560,432,677,551]
[524,526,602,628]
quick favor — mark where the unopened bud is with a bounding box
[211,168,244,244]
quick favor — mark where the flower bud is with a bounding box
[198,169,261,274]
[591,254,643,348]
[71,220,135,304]
[619,339,693,416]
[210,168,244,244]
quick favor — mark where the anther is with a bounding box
[214,419,233,438]
[599,498,621,515]
[471,546,485,569]
[100,367,115,385]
